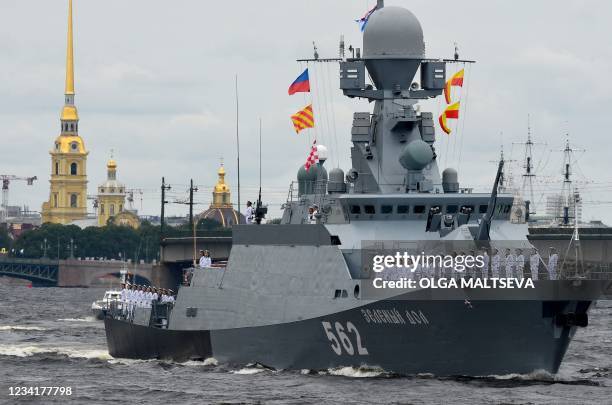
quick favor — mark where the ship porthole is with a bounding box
[354,285,360,299]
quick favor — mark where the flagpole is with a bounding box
[259,117,262,190]
[235,74,241,213]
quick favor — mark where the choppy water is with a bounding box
[0,286,610,404]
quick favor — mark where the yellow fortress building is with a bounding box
[97,157,139,229]
[41,0,89,225]
[97,158,125,227]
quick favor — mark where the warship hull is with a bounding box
[105,298,590,376]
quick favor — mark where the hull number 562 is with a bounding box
[321,321,369,356]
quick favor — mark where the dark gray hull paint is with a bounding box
[104,318,211,361]
[105,299,588,376]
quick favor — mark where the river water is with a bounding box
[0,286,610,404]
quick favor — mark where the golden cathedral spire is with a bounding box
[61,0,78,123]
[65,0,75,96]
[41,0,88,225]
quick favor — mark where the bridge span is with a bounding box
[0,257,158,287]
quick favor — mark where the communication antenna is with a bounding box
[259,118,262,190]
[453,42,459,60]
[339,35,345,60]
[235,75,241,212]
[254,118,268,225]
[313,42,319,60]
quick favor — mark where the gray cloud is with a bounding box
[1,0,611,223]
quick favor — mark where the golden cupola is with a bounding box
[212,163,231,208]
[198,162,245,227]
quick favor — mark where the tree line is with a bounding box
[1,218,228,262]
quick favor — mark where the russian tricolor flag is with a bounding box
[288,69,310,95]
[356,5,377,32]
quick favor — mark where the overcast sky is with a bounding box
[1,0,612,223]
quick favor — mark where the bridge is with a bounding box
[0,258,59,286]
[0,257,156,287]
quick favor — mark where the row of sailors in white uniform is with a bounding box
[381,248,559,281]
[120,284,175,311]
[486,247,558,280]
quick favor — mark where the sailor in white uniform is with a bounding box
[245,201,254,224]
[132,287,138,309]
[145,287,154,308]
[307,206,317,224]
[165,290,176,305]
[504,249,515,278]
[127,285,135,319]
[529,248,541,280]
[491,249,501,278]
[547,247,559,280]
[467,250,477,279]
[450,251,460,280]
[480,249,490,279]
[120,283,128,317]
[312,205,320,224]
[515,249,525,278]
[199,250,212,268]
[137,286,145,309]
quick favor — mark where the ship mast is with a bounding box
[516,115,544,219]
[559,136,583,226]
[521,118,535,217]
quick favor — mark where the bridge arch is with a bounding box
[0,260,59,286]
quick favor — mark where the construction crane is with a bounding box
[0,175,37,223]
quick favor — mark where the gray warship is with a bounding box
[105,1,605,375]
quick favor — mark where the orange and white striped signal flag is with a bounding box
[291,104,315,134]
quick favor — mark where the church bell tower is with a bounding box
[41,0,89,224]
